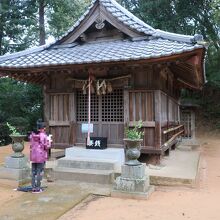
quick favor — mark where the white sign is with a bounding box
[81,123,93,133]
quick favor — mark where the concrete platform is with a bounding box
[0,179,111,220]
[148,145,200,187]
[47,145,200,187]
[65,147,125,172]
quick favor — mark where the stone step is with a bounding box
[57,157,116,170]
[54,167,115,184]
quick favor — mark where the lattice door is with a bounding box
[181,110,192,139]
[76,92,99,122]
[76,89,124,145]
[102,89,124,122]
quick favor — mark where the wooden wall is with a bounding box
[44,72,76,148]
[43,63,182,152]
[129,64,181,154]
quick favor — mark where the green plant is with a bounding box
[125,120,144,139]
[6,122,21,135]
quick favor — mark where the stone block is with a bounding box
[121,164,146,179]
[0,166,31,186]
[112,163,154,199]
[111,185,155,200]
[5,156,30,169]
[57,158,115,170]
[113,175,149,192]
[0,155,31,186]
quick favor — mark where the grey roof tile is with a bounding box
[0,39,203,69]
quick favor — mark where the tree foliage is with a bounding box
[0,78,43,145]
[0,0,38,55]
[47,0,90,38]
[0,0,220,144]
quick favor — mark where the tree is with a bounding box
[47,0,90,38]
[0,78,43,145]
[0,0,38,55]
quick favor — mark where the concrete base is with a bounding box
[53,148,123,184]
[54,167,115,184]
[0,156,30,186]
[111,185,155,200]
[65,147,125,172]
[148,146,200,187]
[112,164,154,199]
[181,138,200,147]
[4,156,29,169]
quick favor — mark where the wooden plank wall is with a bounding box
[128,90,155,147]
[128,91,154,122]
[44,73,76,148]
[160,91,180,146]
[48,93,73,147]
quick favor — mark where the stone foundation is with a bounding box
[112,163,154,199]
[0,156,31,186]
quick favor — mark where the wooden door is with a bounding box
[75,89,124,146]
[47,93,76,148]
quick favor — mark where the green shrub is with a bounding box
[0,123,11,146]
[125,121,144,139]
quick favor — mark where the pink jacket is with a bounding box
[30,131,51,163]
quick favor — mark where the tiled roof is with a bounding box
[98,0,155,35]
[57,0,156,44]
[0,0,205,70]
[0,39,203,69]
[57,0,195,43]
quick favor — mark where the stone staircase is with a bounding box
[53,147,125,184]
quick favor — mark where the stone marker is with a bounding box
[0,137,30,186]
[111,163,154,200]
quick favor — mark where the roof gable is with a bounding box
[56,0,156,45]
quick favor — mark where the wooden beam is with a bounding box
[163,129,184,148]
[128,121,155,127]
[163,125,183,134]
[154,90,161,148]
[177,78,199,90]
[49,120,70,126]
[141,146,162,154]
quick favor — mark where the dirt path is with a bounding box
[1,135,220,220]
[59,134,220,220]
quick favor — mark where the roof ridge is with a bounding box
[154,29,194,43]
[105,0,155,33]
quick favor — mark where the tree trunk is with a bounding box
[0,21,3,55]
[39,0,46,45]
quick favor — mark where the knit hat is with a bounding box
[36,119,45,130]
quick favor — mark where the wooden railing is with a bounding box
[162,124,184,151]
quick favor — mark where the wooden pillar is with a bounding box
[124,90,129,126]
[43,84,50,130]
[154,90,161,149]
[69,92,76,145]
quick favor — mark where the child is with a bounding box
[29,121,51,193]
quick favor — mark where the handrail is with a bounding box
[163,125,184,134]
[163,130,184,147]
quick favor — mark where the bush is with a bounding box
[0,123,11,146]
[7,117,30,134]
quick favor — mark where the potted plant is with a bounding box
[124,120,144,166]
[7,122,26,158]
